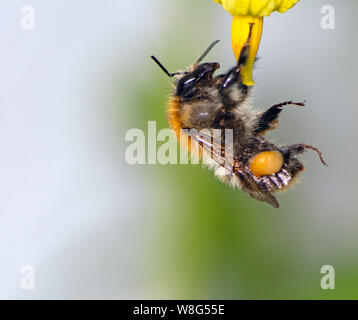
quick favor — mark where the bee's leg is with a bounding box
[218,55,249,110]
[254,101,305,135]
[282,143,328,167]
[217,25,252,110]
[218,71,249,110]
[220,26,251,91]
[220,61,247,91]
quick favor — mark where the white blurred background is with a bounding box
[0,0,357,299]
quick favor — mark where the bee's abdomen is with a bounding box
[235,160,304,193]
[256,166,294,192]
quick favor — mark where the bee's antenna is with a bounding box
[197,40,220,64]
[151,56,180,78]
[302,144,329,167]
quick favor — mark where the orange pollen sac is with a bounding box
[249,151,284,177]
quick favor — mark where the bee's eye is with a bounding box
[176,74,198,97]
[183,77,196,86]
[176,63,219,98]
[250,151,284,177]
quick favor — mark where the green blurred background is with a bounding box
[1,0,357,299]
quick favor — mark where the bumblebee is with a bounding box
[151,31,327,208]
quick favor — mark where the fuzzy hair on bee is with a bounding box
[151,31,327,208]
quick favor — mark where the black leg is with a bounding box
[254,101,305,134]
[220,66,242,90]
[220,24,252,91]
[217,25,252,113]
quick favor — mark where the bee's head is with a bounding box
[151,40,220,99]
[175,62,220,98]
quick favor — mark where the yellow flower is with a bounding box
[214,0,299,17]
[214,0,299,86]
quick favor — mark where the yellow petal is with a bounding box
[276,0,300,13]
[214,0,299,17]
[231,15,263,86]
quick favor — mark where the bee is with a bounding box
[151,30,327,208]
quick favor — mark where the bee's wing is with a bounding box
[187,128,238,174]
[246,190,279,208]
[187,129,280,209]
